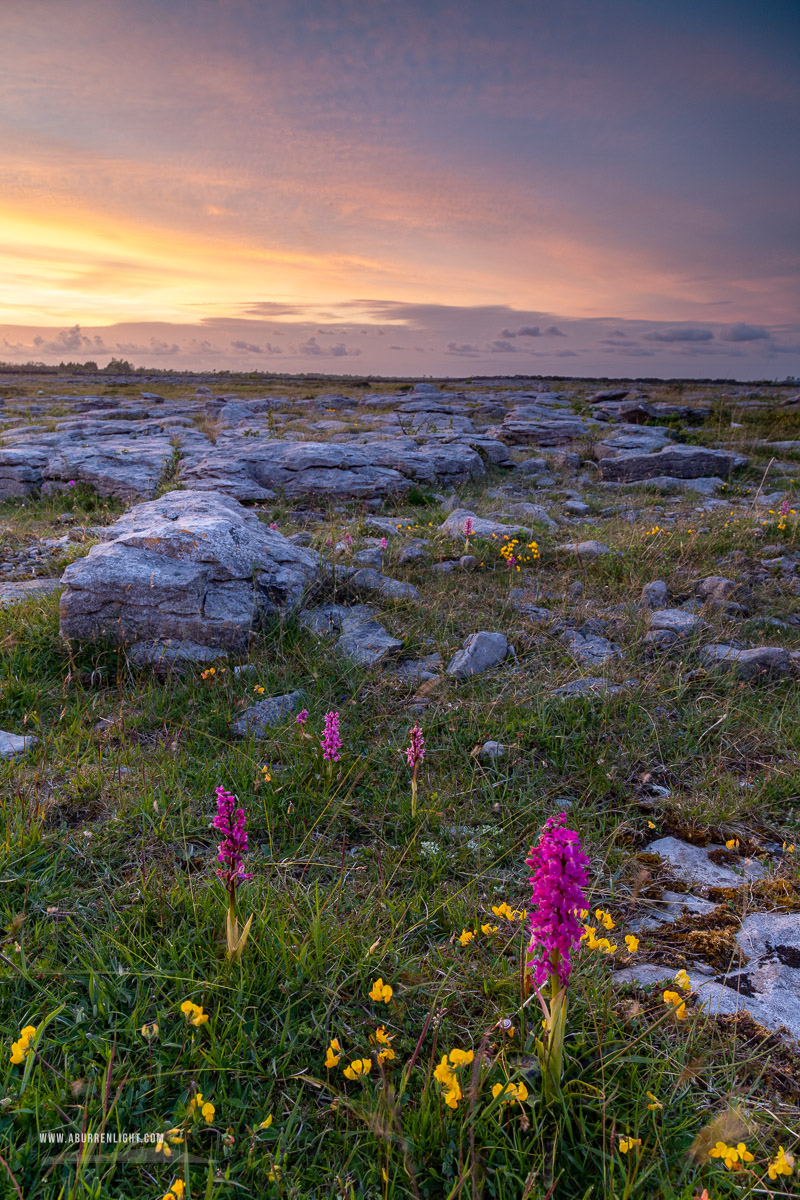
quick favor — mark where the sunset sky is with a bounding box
[1,0,798,378]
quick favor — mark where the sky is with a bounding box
[0,0,798,379]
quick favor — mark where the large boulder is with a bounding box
[59,490,320,652]
[599,445,745,482]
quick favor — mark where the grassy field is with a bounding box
[1,388,799,1199]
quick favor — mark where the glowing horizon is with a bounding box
[1,0,798,378]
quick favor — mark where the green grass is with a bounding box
[1,399,800,1198]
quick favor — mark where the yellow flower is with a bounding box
[663,990,686,1019]
[201,1101,215,1123]
[9,1025,37,1065]
[735,1142,754,1164]
[154,1135,172,1157]
[200,667,216,680]
[140,1021,159,1040]
[783,841,795,853]
[709,1141,740,1169]
[595,909,615,931]
[646,1091,662,1110]
[491,1080,529,1105]
[377,1047,396,1063]
[373,1026,392,1047]
[180,1000,209,1026]
[448,1048,474,1067]
[481,924,499,935]
[725,838,739,850]
[261,766,272,782]
[343,1057,372,1080]
[491,901,514,919]
[619,1136,642,1154]
[624,935,639,953]
[258,1115,273,1131]
[674,969,692,993]
[324,1038,342,1068]
[459,928,475,946]
[368,978,393,1004]
[768,1146,795,1179]
[254,685,265,694]
[434,1049,473,1109]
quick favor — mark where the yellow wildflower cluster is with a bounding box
[180,1000,209,1027]
[768,1146,795,1179]
[619,1136,642,1154]
[368,977,393,1004]
[709,1140,754,1170]
[491,1080,528,1105]
[160,1179,185,1200]
[491,902,526,921]
[434,1048,474,1109]
[10,1025,37,1065]
[324,1038,341,1068]
[188,1091,215,1123]
[662,990,686,1020]
[343,1057,371,1080]
[370,1026,396,1063]
[200,667,216,680]
[582,925,616,953]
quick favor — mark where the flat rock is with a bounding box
[344,568,420,602]
[60,490,321,651]
[299,603,403,666]
[646,836,766,888]
[698,644,794,679]
[126,639,229,670]
[0,731,38,759]
[231,690,305,737]
[439,509,532,541]
[599,445,746,483]
[446,631,508,678]
[0,578,61,608]
[628,890,717,933]
[649,609,702,635]
[392,653,442,683]
[550,677,629,698]
[557,540,610,560]
[612,965,748,1019]
[479,740,506,760]
[562,630,620,665]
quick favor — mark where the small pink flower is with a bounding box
[780,498,789,517]
[67,480,76,487]
[296,708,309,725]
[406,723,425,769]
[269,522,278,530]
[321,711,342,762]
[463,517,474,537]
[380,537,387,550]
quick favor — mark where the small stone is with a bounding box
[649,609,701,636]
[563,500,590,516]
[459,555,478,570]
[557,540,610,560]
[550,677,631,698]
[0,731,38,759]
[698,644,794,680]
[392,653,442,683]
[566,580,584,600]
[479,740,506,760]
[641,580,668,609]
[446,631,508,678]
[231,690,304,737]
[431,561,456,574]
[646,836,765,888]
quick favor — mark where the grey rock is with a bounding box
[479,740,506,760]
[646,836,765,888]
[562,630,620,665]
[345,568,420,602]
[231,690,305,737]
[446,631,508,678]
[641,580,668,609]
[599,445,746,483]
[459,554,479,570]
[299,603,403,666]
[398,540,429,564]
[353,548,384,568]
[694,576,737,603]
[126,639,229,670]
[431,561,456,574]
[612,965,748,1019]
[698,644,794,679]
[60,490,320,651]
[515,457,549,475]
[557,540,610,560]
[649,608,702,636]
[563,500,590,516]
[0,578,61,608]
[392,653,442,683]
[439,508,532,541]
[628,890,717,933]
[550,677,632,699]
[0,731,38,759]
